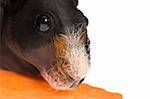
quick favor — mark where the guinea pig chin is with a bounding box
[39,32,90,90]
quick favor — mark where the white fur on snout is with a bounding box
[54,28,90,81]
[66,46,89,80]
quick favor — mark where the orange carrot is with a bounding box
[0,70,122,99]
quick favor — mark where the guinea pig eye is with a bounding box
[35,15,52,32]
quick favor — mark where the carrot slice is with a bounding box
[0,70,122,99]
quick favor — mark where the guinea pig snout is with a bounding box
[53,32,90,81]
[42,27,90,90]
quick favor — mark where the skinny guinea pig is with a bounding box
[0,0,90,90]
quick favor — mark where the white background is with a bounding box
[78,0,150,99]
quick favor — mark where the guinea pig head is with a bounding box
[1,0,90,90]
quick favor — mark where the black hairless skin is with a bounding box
[0,0,90,90]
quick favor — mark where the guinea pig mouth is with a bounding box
[40,28,90,90]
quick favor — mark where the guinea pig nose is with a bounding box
[70,78,85,88]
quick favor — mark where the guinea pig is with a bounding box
[0,0,90,90]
